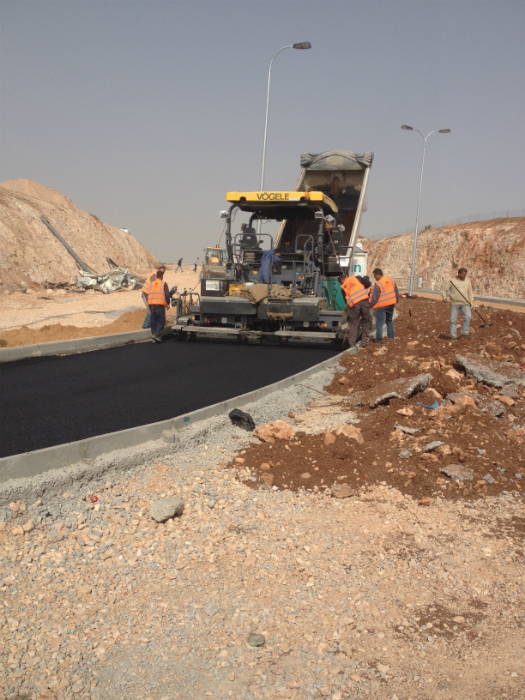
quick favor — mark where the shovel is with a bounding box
[449,281,494,328]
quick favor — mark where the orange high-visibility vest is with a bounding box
[142,273,156,296]
[372,276,397,308]
[147,275,168,307]
[341,276,369,308]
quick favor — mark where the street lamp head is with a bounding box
[293,42,311,49]
[401,125,413,130]
[439,129,451,133]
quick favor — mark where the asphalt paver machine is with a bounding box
[173,149,373,345]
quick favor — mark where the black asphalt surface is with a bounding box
[0,337,336,457]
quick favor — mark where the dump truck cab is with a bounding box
[173,149,373,345]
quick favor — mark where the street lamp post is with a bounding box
[258,42,311,232]
[401,125,451,297]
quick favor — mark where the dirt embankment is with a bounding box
[228,296,525,505]
[0,179,160,292]
[364,217,525,299]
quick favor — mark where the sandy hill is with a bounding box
[0,179,159,291]
[363,217,525,299]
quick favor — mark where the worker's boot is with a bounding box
[460,333,473,339]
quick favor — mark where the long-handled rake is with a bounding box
[450,281,494,328]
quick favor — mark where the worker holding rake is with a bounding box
[444,267,474,340]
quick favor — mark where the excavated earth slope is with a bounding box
[364,217,525,299]
[0,179,159,291]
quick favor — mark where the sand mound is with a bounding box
[0,179,160,292]
[0,309,149,348]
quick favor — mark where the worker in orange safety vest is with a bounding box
[142,265,170,343]
[369,268,399,343]
[338,272,372,348]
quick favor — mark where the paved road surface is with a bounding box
[0,338,336,457]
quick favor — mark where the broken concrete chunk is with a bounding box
[423,441,445,453]
[394,425,420,435]
[347,373,432,409]
[253,420,295,443]
[455,354,525,388]
[331,483,353,499]
[482,474,495,485]
[440,464,474,482]
[229,408,256,432]
[500,383,520,398]
[398,450,413,459]
[149,496,184,523]
[160,430,177,444]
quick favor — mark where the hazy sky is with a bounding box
[1,1,524,262]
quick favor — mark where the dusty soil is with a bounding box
[227,296,525,506]
[0,267,199,347]
[363,216,525,299]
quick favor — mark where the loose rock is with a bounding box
[149,496,184,523]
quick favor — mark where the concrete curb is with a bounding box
[0,350,345,484]
[0,329,154,363]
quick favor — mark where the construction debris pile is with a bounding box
[75,267,145,294]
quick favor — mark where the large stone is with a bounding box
[253,420,295,443]
[149,496,184,523]
[229,408,256,432]
[441,464,474,482]
[331,484,353,499]
[455,354,525,388]
[347,373,432,409]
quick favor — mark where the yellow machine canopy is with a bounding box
[226,191,338,218]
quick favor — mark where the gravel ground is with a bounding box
[1,300,525,699]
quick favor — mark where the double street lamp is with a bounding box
[259,42,311,217]
[401,125,451,297]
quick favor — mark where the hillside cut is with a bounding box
[364,217,525,299]
[0,179,159,291]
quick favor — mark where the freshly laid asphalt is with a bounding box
[0,337,336,457]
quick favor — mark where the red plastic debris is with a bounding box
[90,496,99,503]
[362,475,367,479]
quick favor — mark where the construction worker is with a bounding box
[369,268,399,343]
[443,267,474,339]
[175,258,183,272]
[142,265,170,343]
[338,272,371,348]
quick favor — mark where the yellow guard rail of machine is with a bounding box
[226,191,338,213]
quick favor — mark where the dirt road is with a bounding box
[0,267,199,347]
